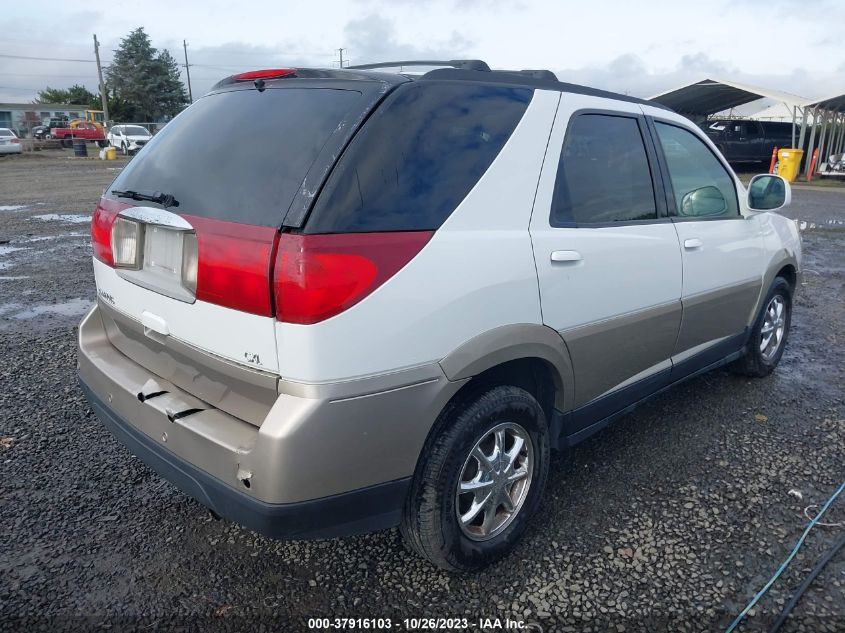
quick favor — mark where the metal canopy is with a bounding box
[649,78,807,117]
[805,92,845,113]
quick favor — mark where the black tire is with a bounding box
[97,140,107,148]
[400,385,550,572]
[121,143,128,156]
[61,138,73,148]
[731,276,792,377]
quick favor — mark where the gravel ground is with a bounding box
[1,154,843,632]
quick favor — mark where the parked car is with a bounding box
[0,128,23,154]
[107,124,152,155]
[700,119,794,164]
[51,121,106,147]
[78,63,801,571]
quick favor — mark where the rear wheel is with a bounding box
[401,385,550,571]
[731,277,792,377]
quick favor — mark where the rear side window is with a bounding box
[305,82,532,233]
[551,114,657,225]
[654,122,739,218]
[107,88,363,227]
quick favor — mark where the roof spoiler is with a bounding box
[347,59,491,72]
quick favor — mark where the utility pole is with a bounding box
[183,40,193,103]
[93,34,110,125]
[337,48,345,68]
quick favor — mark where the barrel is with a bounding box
[73,139,88,157]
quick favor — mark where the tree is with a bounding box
[35,84,99,107]
[106,27,189,122]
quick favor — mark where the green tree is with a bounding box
[35,84,98,106]
[106,27,189,121]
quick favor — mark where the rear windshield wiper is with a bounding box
[111,189,179,208]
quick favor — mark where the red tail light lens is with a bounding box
[233,68,296,81]
[185,216,279,316]
[273,231,433,325]
[91,198,130,266]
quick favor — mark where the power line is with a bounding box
[0,53,107,63]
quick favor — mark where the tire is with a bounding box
[97,140,106,148]
[45,133,52,140]
[121,143,128,156]
[731,276,792,377]
[400,385,550,571]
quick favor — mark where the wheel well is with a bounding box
[776,264,796,291]
[448,357,558,425]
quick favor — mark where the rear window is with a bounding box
[107,87,363,226]
[305,82,532,233]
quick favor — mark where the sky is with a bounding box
[1,0,843,106]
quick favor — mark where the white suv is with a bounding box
[106,124,152,155]
[78,61,801,571]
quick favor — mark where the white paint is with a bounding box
[93,258,279,372]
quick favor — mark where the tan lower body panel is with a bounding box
[674,279,761,356]
[79,304,465,504]
[560,302,682,407]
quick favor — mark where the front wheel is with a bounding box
[731,277,792,377]
[401,385,550,571]
[121,143,128,156]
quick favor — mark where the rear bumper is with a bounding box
[78,303,462,538]
[80,378,409,538]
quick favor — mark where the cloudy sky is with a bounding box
[1,0,843,105]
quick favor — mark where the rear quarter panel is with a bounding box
[274,89,562,383]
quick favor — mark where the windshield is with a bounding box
[123,126,150,136]
[107,87,364,226]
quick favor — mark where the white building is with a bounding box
[0,102,91,135]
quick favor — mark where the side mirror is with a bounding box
[748,174,791,212]
[681,186,727,217]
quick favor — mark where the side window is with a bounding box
[306,82,532,233]
[743,121,761,138]
[654,122,739,219]
[551,114,657,225]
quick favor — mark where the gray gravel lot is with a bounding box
[1,154,843,632]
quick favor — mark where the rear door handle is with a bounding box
[684,238,703,250]
[550,250,582,263]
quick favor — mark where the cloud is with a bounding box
[554,52,840,101]
[342,14,472,66]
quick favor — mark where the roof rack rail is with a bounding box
[347,59,491,72]
[513,69,558,81]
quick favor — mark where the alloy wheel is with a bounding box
[760,294,786,361]
[455,422,533,541]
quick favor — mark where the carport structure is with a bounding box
[651,79,845,178]
[801,92,845,177]
[649,77,808,147]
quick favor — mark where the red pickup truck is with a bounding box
[51,122,106,147]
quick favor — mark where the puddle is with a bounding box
[32,214,91,224]
[798,218,845,231]
[17,233,88,243]
[0,298,92,320]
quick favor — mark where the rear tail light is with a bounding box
[186,216,279,316]
[91,199,127,266]
[273,231,433,325]
[111,217,142,268]
[10,138,20,144]
[92,197,431,322]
